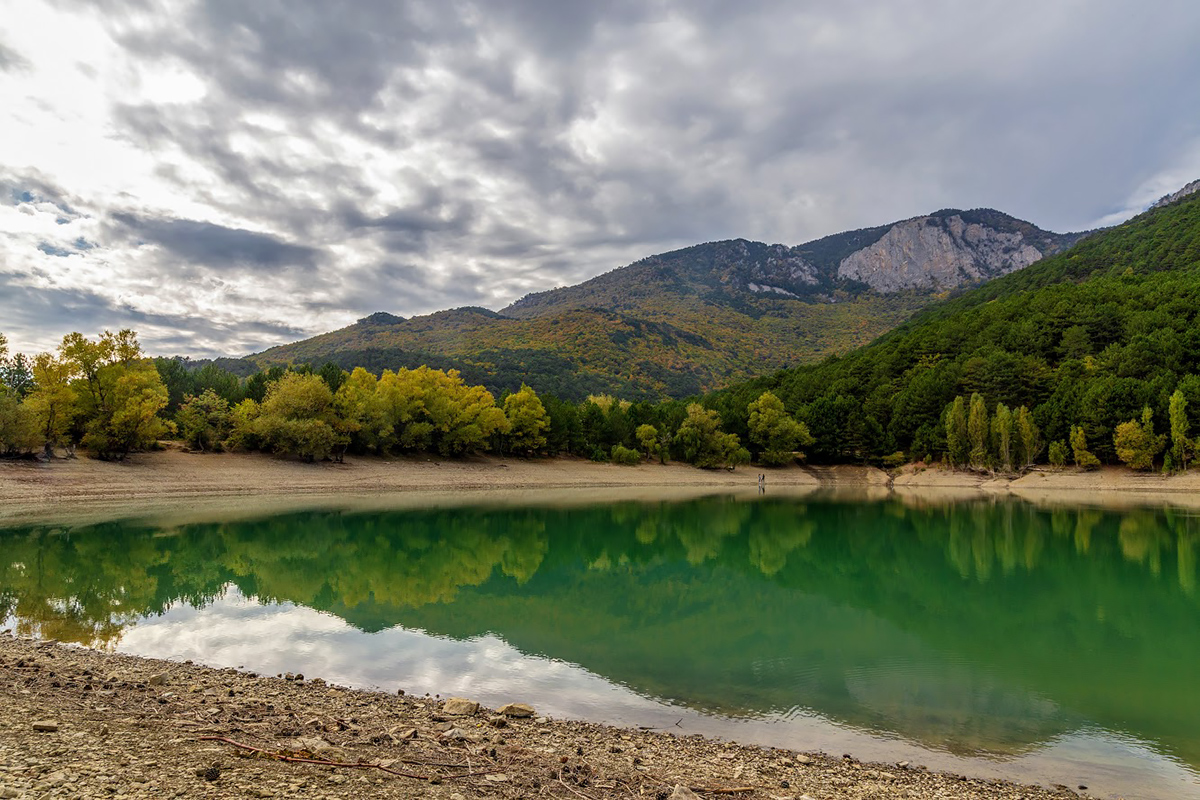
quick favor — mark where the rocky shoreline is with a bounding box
[0,633,1093,800]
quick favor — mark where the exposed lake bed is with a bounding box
[3,470,1200,798]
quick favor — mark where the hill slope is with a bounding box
[254,209,1081,400]
[707,186,1200,463]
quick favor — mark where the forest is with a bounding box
[1,190,1198,472]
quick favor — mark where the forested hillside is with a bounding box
[252,209,1079,401]
[706,189,1200,467]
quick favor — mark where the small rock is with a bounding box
[671,785,701,799]
[497,702,535,718]
[389,727,418,740]
[32,720,59,732]
[147,673,167,686]
[717,752,736,760]
[488,716,508,728]
[484,773,509,782]
[442,697,480,716]
[795,754,814,765]
[440,727,479,743]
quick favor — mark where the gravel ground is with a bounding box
[0,633,1094,800]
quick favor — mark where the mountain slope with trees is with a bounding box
[251,209,1081,400]
[705,187,1200,468]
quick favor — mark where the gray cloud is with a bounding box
[3,0,1200,357]
[0,40,29,72]
[110,213,322,272]
[0,272,307,357]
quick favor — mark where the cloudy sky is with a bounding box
[3,1,1199,357]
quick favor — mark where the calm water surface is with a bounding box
[3,493,1199,799]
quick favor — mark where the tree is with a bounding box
[1048,440,1069,469]
[225,398,262,451]
[992,403,1013,472]
[0,391,37,456]
[943,396,968,467]
[1169,389,1192,471]
[967,392,989,469]
[334,367,387,452]
[1070,425,1101,470]
[176,389,232,452]
[1015,406,1043,468]
[420,369,509,456]
[610,444,641,465]
[675,403,749,469]
[81,360,170,458]
[502,384,549,454]
[747,391,814,466]
[54,331,169,459]
[635,423,660,462]
[255,372,342,461]
[1113,405,1166,471]
[23,354,76,457]
[1,349,34,398]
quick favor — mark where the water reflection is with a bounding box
[2,496,1200,795]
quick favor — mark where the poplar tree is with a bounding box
[992,403,1013,472]
[1015,406,1042,468]
[943,396,968,467]
[1169,389,1192,471]
[967,392,989,469]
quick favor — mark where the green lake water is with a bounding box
[2,493,1199,799]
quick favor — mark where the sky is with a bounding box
[2,0,1199,358]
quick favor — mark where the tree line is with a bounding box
[0,330,811,468]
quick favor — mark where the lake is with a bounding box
[2,491,1198,799]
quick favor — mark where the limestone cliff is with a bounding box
[836,213,1044,292]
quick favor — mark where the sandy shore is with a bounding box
[2,450,1197,528]
[0,449,858,528]
[893,462,1200,510]
[0,633,1091,800]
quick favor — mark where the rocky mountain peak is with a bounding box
[1150,179,1200,210]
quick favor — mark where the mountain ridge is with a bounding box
[252,206,1086,400]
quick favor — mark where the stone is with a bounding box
[497,702,535,718]
[484,773,509,782]
[795,754,813,765]
[294,737,346,762]
[32,720,59,732]
[442,697,480,716]
[440,728,479,743]
[388,727,418,740]
[670,785,700,799]
[147,673,167,686]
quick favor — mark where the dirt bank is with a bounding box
[0,449,824,527]
[0,634,1091,800]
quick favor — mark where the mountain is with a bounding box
[706,182,1200,464]
[252,208,1083,400]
